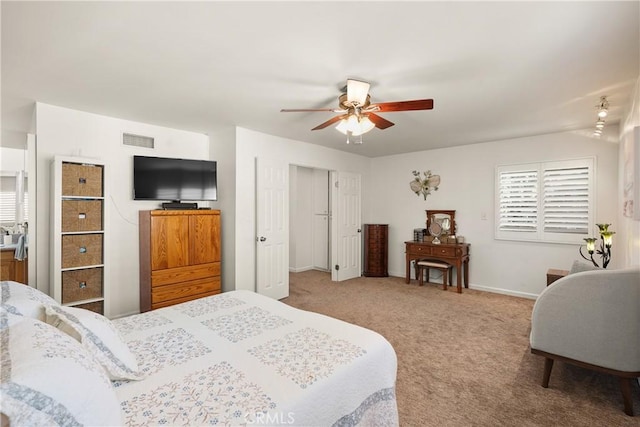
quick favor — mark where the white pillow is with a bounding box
[0,310,123,426]
[569,259,601,274]
[45,305,144,381]
[0,280,59,320]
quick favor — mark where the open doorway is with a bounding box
[289,165,331,273]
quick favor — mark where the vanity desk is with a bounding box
[405,241,470,293]
[406,209,469,293]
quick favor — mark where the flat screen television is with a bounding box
[133,155,217,201]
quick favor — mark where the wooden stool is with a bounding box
[415,260,453,290]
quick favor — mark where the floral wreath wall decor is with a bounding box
[410,170,440,200]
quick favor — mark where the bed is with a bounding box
[1,281,399,426]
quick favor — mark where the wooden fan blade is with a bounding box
[367,113,395,130]
[281,108,335,112]
[373,99,434,112]
[312,115,347,131]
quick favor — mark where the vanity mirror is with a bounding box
[426,210,456,243]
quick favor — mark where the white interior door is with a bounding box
[256,157,289,299]
[331,171,362,281]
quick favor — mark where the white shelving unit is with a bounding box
[51,156,108,315]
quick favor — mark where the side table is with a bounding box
[546,269,569,286]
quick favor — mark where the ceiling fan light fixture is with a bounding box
[346,79,371,106]
[345,132,363,145]
[335,115,375,137]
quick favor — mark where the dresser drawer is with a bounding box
[432,246,457,257]
[62,200,103,232]
[406,244,432,256]
[62,267,103,303]
[151,276,221,305]
[151,262,221,287]
[62,234,103,268]
[62,163,103,197]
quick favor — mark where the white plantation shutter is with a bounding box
[0,175,28,226]
[0,190,15,224]
[498,170,538,232]
[496,158,594,243]
[543,166,589,234]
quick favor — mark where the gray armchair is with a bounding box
[530,267,640,416]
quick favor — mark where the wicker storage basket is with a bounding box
[73,300,103,314]
[61,234,103,268]
[62,163,103,197]
[61,267,103,304]
[62,200,103,232]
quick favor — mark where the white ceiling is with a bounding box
[2,1,638,157]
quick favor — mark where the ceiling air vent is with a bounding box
[123,133,154,149]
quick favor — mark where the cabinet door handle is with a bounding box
[79,177,87,184]
[79,246,87,253]
[79,281,87,289]
[258,236,267,242]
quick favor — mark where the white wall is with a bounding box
[35,103,211,318]
[208,126,237,292]
[369,130,619,298]
[618,75,640,267]
[234,127,371,292]
[1,147,27,171]
[289,166,314,272]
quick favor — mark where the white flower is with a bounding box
[410,170,440,200]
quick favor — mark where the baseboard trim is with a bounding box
[468,284,538,300]
[289,265,330,273]
[387,270,538,300]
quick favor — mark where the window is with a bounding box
[495,158,594,244]
[0,175,28,227]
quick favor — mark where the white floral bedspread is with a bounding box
[113,290,398,427]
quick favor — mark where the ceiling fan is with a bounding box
[281,79,434,143]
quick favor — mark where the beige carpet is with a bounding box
[282,270,640,426]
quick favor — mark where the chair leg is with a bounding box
[619,377,634,416]
[442,268,447,290]
[542,358,554,388]
[418,267,423,286]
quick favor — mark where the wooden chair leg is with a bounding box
[418,266,424,286]
[619,377,634,416]
[448,267,453,287]
[541,358,554,388]
[442,268,448,290]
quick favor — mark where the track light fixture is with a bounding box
[597,96,609,118]
[592,96,609,137]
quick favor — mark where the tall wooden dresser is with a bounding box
[51,156,107,314]
[363,224,389,277]
[139,209,221,312]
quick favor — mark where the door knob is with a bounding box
[357,229,362,233]
[258,236,267,242]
